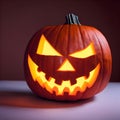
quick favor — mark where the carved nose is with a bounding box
[57,59,75,71]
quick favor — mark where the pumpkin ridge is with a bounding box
[78,25,86,49]
[93,28,112,93]
[90,27,105,95]
[50,25,65,74]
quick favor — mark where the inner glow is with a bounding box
[57,59,75,71]
[69,43,96,58]
[37,34,96,59]
[37,35,62,56]
[28,55,100,96]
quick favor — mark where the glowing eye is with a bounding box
[37,34,62,56]
[69,43,96,58]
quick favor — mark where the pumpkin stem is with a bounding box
[65,13,80,25]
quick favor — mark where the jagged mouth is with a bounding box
[28,55,100,96]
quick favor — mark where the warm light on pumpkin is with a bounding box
[28,55,100,95]
[69,43,96,58]
[24,13,112,101]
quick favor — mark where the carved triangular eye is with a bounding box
[36,34,62,56]
[69,43,96,58]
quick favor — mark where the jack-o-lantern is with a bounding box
[24,14,112,101]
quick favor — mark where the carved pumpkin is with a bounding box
[24,14,112,101]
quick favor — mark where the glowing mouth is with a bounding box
[28,55,100,96]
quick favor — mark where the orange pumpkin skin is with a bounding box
[24,14,112,101]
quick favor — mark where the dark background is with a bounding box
[0,0,120,82]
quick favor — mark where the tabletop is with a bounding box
[0,80,120,120]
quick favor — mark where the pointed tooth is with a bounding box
[70,79,77,85]
[55,79,63,85]
[52,91,56,96]
[84,73,90,79]
[53,86,58,95]
[71,87,80,96]
[45,74,50,80]
[37,67,42,72]
[64,92,69,96]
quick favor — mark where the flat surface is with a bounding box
[0,81,120,120]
